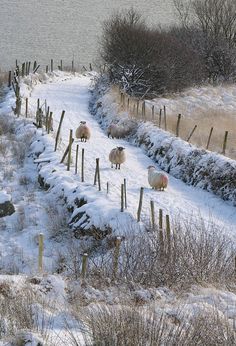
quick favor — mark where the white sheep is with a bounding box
[147,165,168,191]
[75,121,91,142]
[109,146,126,169]
[107,123,126,139]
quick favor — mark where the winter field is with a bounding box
[111,84,236,160]
[0,71,236,344]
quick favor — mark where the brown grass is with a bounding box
[112,87,236,160]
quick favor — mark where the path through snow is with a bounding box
[30,75,236,239]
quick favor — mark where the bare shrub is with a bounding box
[18,174,32,186]
[46,200,71,241]
[84,218,235,290]
[72,304,236,345]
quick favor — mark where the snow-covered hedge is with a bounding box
[90,78,236,206]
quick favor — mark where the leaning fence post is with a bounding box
[81,253,88,279]
[137,187,144,222]
[113,237,121,280]
[222,131,228,155]
[81,148,85,182]
[150,200,155,229]
[186,125,197,142]
[38,233,44,273]
[67,129,73,171]
[54,110,65,151]
[94,158,101,191]
[75,144,79,174]
[176,114,181,137]
[206,127,214,150]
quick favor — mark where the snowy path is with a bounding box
[31,75,236,239]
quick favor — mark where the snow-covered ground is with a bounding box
[27,73,236,239]
[0,71,236,344]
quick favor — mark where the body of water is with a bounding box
[0,0,176,71]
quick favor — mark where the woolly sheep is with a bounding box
[109,146,126,169]
[75,121,91,142]
[147,165,168,191]
[107,123,126,139]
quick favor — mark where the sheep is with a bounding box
[107,123,126,139]
[75,121,91,142]
[147,165,168,191]
[109,146,126,169]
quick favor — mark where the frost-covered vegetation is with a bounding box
[100,0,236,97]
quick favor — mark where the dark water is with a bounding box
[0,0,176,71]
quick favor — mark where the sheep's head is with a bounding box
[117,146,125,151]
[147,165,155,170]
[80,121,86,124]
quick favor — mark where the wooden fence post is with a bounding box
[166,214,171,252]
[33,61,37,71]
[8,71,11,88]
[60,60,63,71]
[113,237,121,280]
[94,158,101,191]
[121,184,124,212]
[222,131,228,155]
[176,114,181,137]
[72,60,74,73]
[163,105,167,130]
[151,105,155,122]
[81,148,85,182]
[159,209,164,252]
[51,59,53,72]
[60,138,75,164]
[81,253,88,279]
[186,125,197,142]
[107,182,109,194]
[48,111,53,134]
[137,187,144,222]
[150,200,155,229]
[75,144,79,174]
[25,98,28,117]
[46,65,49,73]
[38,233,44,273]
[54,110,65,151]
[124,178,127,209]
[67,129,73,171]
[159,109,162,128]
[27,61,31,75]
[206,127,213,150]
[136,100,139,117]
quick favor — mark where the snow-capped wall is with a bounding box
[90,78,236,206]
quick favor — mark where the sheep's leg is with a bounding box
[118,164,120,169]
[115,164,118,169]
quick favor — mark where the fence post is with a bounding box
[48,111,53,134]
[81,253,88,279]
[150,200,155,229]
[121,184,124,212]
[51,59,53,72]
[25,98,28,117]
[81,148,85,182]
[137,187,144,222]
[54,110,65,151]
[136,100,139,117]
[67,129,73,171]
[159,209,164,251]
[206,127,214,150]
[159,109,162,128]
[60,60,63,71]
[94,158,101,191]
[8,71,12,88]
[124,178,127,209]
[151,105,155,122]
[166,214,171,252]
[164,105,167,130]
[113,237,121,280]
[75,144,79,174]
[107,182,109,194]
[176,114,181,137]
[222,131,228,155]
[186,125,197,142]
[38,233,44,273]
